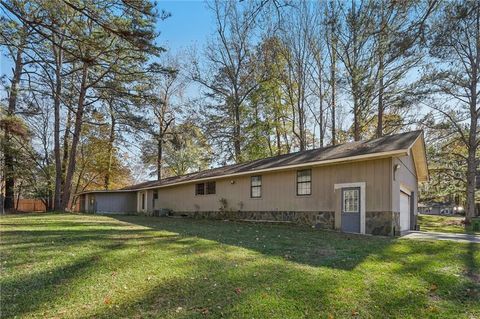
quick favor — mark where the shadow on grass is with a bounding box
[112,215,393,270]
[1,253,104,318]
[79,256,346,319]
[2,214,479,318]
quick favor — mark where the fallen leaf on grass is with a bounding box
[198,307,209,315]
[427,305,438,313]
[235,287,242,295]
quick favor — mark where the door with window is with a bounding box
[341,187,361,233]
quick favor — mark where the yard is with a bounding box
[417,214,479,234]
[1,213,479,319]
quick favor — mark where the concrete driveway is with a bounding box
[402,231,480,243]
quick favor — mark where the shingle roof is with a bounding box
[119,130,423,191]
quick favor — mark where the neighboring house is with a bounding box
[418,202,455,215]
[78,130,428,236]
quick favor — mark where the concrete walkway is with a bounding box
[402,231,480,243]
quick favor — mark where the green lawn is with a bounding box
[417,214,478,234]
[1,213,479,319]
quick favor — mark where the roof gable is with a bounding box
[408,131,429,182]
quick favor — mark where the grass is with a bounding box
[417,214,479,234]
[0,213,479,319]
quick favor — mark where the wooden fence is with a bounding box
[15,199,47,212]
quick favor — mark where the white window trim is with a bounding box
[334,182,366,234]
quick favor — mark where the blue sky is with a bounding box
[156,1,213,53]
[0,1,214,80]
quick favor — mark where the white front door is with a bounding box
[400,192,410,231]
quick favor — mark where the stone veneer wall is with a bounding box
[169,210,335,230]
[392,212,400,235]
[365,211,398,236]
[147,210,399,236]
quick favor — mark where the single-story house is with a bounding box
[78,130,428,236]
[418,201,462,215]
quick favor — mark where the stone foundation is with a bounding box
[365,211,398,236]
[170,210,335,229]
[151,209,398,236]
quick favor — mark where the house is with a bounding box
[418,202,456,215]
[78,130,428,236]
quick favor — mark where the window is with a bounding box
[206,181,216,195]
[251,176,262,198]
[196,181,216,195]
[195,183,205,195]
[141,192,145,210]
[343,188,360,213]
[297,169,311,195]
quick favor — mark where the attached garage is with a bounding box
[400,191,411,232]
[80,191,137,214]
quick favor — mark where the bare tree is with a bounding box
[423,0,479,221]
[335,0,377,141]
[191,0,259,162]
[279,2,316,151]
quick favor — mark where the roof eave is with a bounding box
[76,189,137,195]
[131,149,409,192]
[408,132,429,182]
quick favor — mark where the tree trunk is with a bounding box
[53,42,64,210]
[466,68,478,222]
[61,108,72,186]
[275,116,281,155]
[234,99,242,162]
[353,96,360,141]
[157,137,163,181]
[104,101,116,189]
[377,68,384,138]
[376,6,386,138]
[331,71,336,145]
[297,83,306,151]
[330,7,337,146]
[319,82,324,148]
[15,180,23,211]
[60,62,89,211]
[465,5,480,222]
[3,38,25,213]
[352,0,361,142]
[465,130,478,222]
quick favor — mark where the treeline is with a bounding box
[0,0,478,219]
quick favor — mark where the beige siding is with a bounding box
[392,154,418,213]
[153,158,392,213]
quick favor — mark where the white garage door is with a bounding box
[400,192,410,231]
